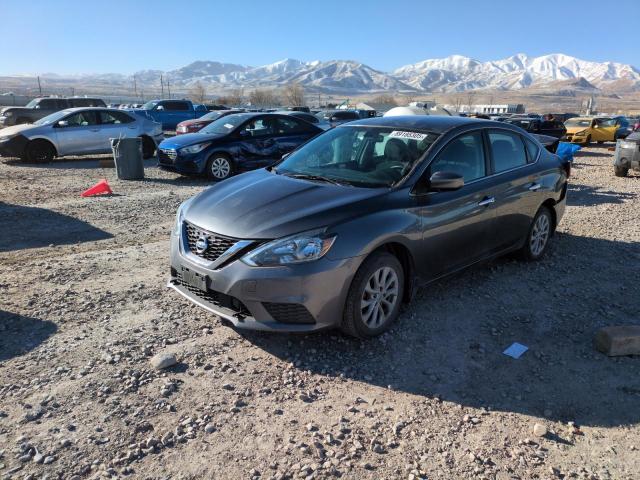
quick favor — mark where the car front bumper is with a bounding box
[168,225,361,332]
[563,134,589,144]
[0,134,28,157]
[0,116,16,128]
[158,148,207,174]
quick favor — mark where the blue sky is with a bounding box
[2,0,639,75]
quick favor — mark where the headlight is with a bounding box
[2,111,13,117]
[179,142,210,154]
[173,198,194,236]
[574,130,587,136]
[241,229,336,266]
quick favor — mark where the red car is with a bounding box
[175,109,244,134]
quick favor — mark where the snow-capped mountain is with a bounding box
[393,53,640,92]
[8,53,639,94]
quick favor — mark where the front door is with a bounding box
[236,117,281,168]
[417,130,495,278]
[273,116,316,159]
[53,110,100,155]
[592,118,617,142]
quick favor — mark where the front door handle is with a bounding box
[529,183,541,191]
[478,196,495,206]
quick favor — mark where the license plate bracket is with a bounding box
[181,267,207,292]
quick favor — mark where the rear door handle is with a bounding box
[478,196,495,206]
[529,183,541,191]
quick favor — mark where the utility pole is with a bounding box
[133,75,137,97]
[160,75,164,98]
[37,76,42,96]
[167,79,171,99]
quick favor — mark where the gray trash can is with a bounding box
[110,137,144,180]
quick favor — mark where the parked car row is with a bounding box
[0,107,163,162]
[168,115,570,337]
[0,97,106,127]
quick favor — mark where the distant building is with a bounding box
[472,104,525,114]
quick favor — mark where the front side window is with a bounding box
[430,131,486,182]
[276,117,306,134]
[595,118,615,127]
[488,130,527,173]
[63,111,97,127]
[165,101,189,111]
[275,126,437,188]
[239,117,277,137]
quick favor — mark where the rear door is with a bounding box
[53,110,101,155]
[417,130,495,277]
[484,129,540,252]
[96,110,138,150]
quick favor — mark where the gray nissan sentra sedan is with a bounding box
[169,116,569,337]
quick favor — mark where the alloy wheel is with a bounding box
[360,266,399,329]
[210,157,231,179]
[530,213,550,257]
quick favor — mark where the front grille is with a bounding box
[159,148,177,164]
[176,272,251,318]
[185,222,237,262]
[262,302,316,324]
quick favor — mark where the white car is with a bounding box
[0,107,163,162]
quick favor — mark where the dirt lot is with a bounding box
[0,146,639,480]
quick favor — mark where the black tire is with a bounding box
[614,165,629,177]
[583,135,591,147]
[519,206,553,261]
[342,251,404,338]
[206,153,234,181]
[141,136,156,159]
[24,140,55,163]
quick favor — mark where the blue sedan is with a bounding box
[158,113,323,180]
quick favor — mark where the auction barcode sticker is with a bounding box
[389,131,427,141]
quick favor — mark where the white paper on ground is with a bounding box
[503,342,529,359]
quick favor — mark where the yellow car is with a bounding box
[563,116,619,145]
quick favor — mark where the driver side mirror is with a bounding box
[56,120,69,128]
[429,171,464,191]
[156,105,164,111]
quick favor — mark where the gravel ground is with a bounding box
[0,146,639,480]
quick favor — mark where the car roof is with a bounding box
[56,107,128,113]
[339,115,499,134]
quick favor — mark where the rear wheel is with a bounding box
[141,136,156,159]
[614,165,629,177]
[342,251,404,338]
[24,140,55,163]
[519,206,553,261]
[207,154,233,181]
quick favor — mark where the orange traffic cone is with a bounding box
[81,179,113,197]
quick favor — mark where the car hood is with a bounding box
[0,106,27,114]
[178,118,211,127]
[565,125,590,134]
[159,132,227,149]
[184,169,385,239]
[0,123,36,137]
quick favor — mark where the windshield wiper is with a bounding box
[281,172,347,186]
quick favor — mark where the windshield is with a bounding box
[201,111,226,121]
[565,118,591,127]
[34,109,73,126]
[275,126,438,188]
[141,101,158,110]
[199,113,251,134]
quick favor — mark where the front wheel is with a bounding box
[583,135,591,147]
[207,154,233,181]
[342,251,404,338]
[24,140,55,163]
[520,206,553,261]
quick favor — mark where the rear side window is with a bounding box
[524,137,540,163]
[164,101,190,111]
[488,130,527,173]
[99,111,134,124]
[430,131,486,182]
